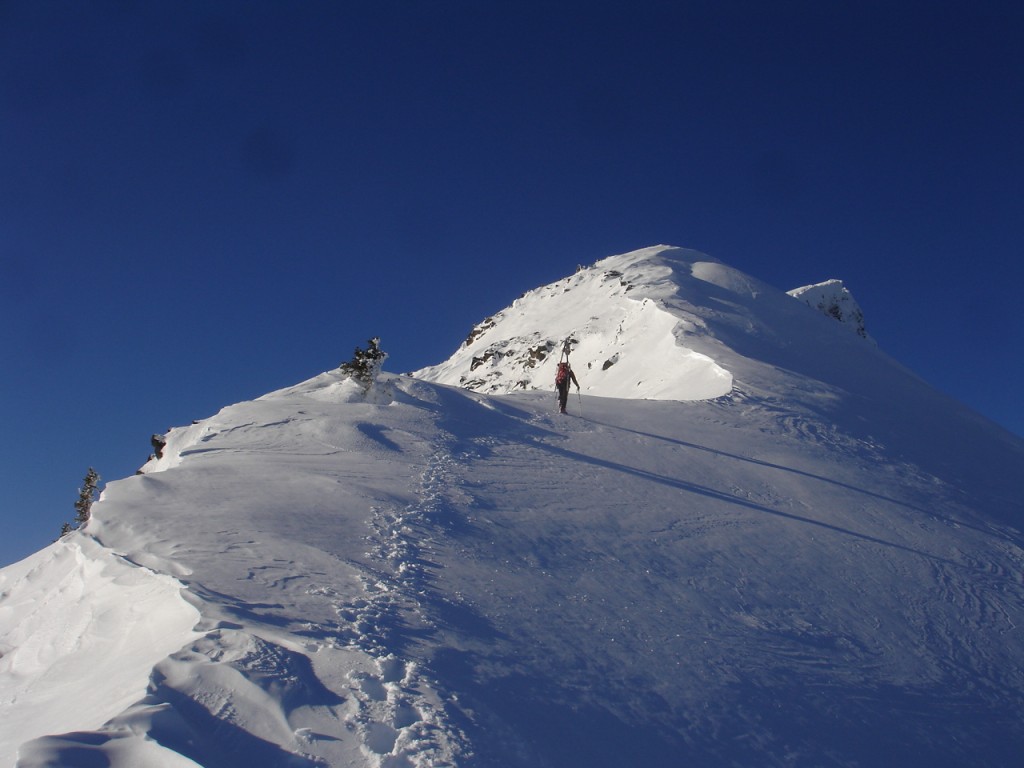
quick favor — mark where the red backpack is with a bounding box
[555,362,569,385]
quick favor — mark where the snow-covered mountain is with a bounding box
[3,246,1023,767]
[787,278,870,340]
[413,247,737,401]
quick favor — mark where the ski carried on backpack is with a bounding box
[554,337,581,416]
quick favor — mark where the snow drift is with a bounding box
[2,245,1022,768]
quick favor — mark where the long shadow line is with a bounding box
[524,437,967,569]
[586,417,1013,544]
[399,383,1014,555]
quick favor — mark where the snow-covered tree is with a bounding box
[59,467,100,538]
[73,467,100,526]
[339,337,388,390]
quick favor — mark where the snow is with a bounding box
[1,245,1023,767]
[0,536,201,763]
[413,246,733,400]
[788,277,870,339]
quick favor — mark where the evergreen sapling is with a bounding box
[60,467,100,538]
[73,467,100,527]
[339,337,388,391]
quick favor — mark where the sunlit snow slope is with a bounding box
[414,246,735,400]
[2,246,1023,768]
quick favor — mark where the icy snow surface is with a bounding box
[2,245,1023,767]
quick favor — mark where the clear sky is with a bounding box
[2,0,1022,568]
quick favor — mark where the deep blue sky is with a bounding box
[2,0,1022,567]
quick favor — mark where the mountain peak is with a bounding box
[788,278,871,340]
[414,245,872,402]
[414,246,737,401]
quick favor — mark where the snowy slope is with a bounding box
[2,246,1023,767]
[414,246,735,400]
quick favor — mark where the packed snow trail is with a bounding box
[5,375,474,768]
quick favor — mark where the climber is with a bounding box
[555,360,579,414]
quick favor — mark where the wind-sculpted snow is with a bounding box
[2,246,1023,767]
[0,537,201,766]
[7,374,472,767]
[413,246,734,400]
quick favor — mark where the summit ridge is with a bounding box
[2,245,1022,767]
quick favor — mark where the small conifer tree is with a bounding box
[59,468,100,538]
[339,337,388,390]
[74,467,100,526]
